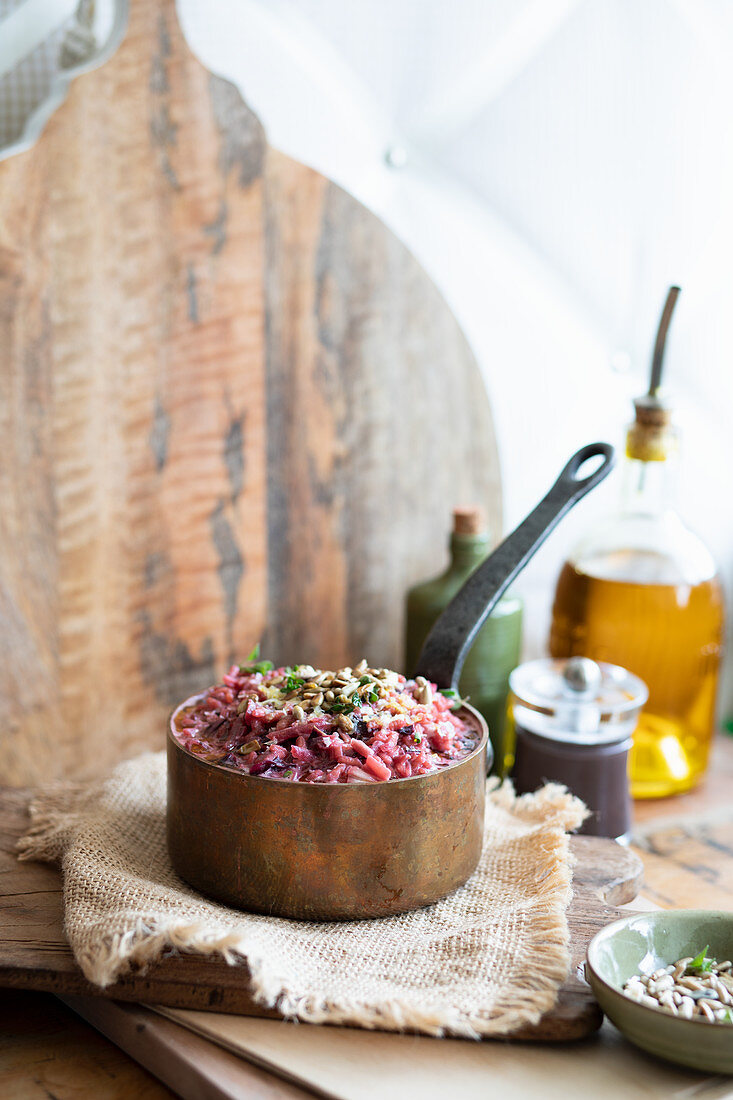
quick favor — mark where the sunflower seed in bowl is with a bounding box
[622,946,733,1023]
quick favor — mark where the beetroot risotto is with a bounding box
[172,654,479,783]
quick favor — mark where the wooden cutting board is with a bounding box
[0,0,500,789]
[0,787,643,1042]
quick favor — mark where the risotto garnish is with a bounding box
[172,652,478,783]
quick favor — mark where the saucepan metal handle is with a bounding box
[414,442,616,690]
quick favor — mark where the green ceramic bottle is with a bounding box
[404,507,523,775]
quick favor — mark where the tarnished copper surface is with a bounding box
[167,697,489,920]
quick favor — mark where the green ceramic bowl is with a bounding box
[587,910,733,1074]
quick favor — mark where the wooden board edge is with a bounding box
[60,995,320,1100]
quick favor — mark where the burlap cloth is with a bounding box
[17,752,586,1039]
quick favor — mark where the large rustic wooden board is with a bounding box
[0,787,643,1042]
[0,0,500,787]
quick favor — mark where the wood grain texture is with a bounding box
[0,786,642,1042]
[0,990,174,1100]
[631,736,733,911]
[60,996,319,1100]
[0,0,500,786]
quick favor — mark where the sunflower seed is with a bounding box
[623,953,733,1024]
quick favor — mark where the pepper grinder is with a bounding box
[509,656,648,843]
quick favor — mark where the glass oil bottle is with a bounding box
[549,287,725,797]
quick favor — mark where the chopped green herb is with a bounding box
[687,946,715,974]
[413,732,422,743]
[722,1009,733,1024]
[239,643,274,676]
[359,675,372,685]
[329,700,356,715]
[283,768,294,778]
[284,674,305,692]
[440,687,467,710]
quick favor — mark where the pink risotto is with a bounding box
[172,656,478,783]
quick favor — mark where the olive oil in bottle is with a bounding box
[405,507,522,774]
[549,288,725,797]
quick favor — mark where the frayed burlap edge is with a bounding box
[18,778,586,1040]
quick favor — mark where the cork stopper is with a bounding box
[632,395,672,428]
[452,506,485,536]
[627,397,675,461]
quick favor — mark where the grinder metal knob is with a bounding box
[562,656,602,699]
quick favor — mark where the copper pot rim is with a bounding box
[168,693,491,788]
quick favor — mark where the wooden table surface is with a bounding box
[4,734,733,1099]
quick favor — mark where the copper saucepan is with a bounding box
[167,443,615,919]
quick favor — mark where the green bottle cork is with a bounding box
[404,507,523,775]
